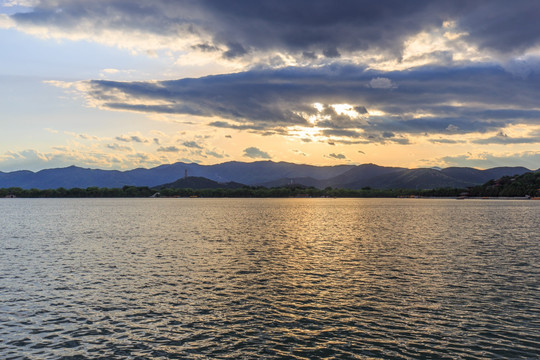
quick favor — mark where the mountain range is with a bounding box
[0,161,534,190]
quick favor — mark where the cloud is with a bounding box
[327,153,347,160]
[64,131,99,140]
[321,129,364,138]
[2,0,452,61]
[192,43,221,52]
[208,121,269,131]
[0,147,162,172]
[77,133,94,140]
[322,47,340,58]
[115,135,149,143]
[222,41,248,59]
[243,147,271,159]
[456,1,540,55]
[205,150,226,158]
[471,132,540,144]
[320,128,410,145]
[106,143,132,151]
[182,141,203,149]
[4,1,540,171]
[2,1,39,8]
[429,138,466,144]
[7,1,540,66]
[445,124,460,133]
[157,146,180,152]
[77,63,540,146]
[440,151,540,169]
[369,77,396,89]
[0,149,69,171]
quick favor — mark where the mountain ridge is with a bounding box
[0,161,534,190]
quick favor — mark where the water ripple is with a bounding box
[0,198,539,359]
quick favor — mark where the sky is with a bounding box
[1,0,539,172]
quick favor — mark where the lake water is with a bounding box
[0,198,539,359]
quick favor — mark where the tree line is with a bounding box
[0,186,155,198]
[467,171,540,197]
[0,184,465,198]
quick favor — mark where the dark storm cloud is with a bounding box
[363,117,505,135]
[457,0,540,55]
[222,42,248,59]
[354,106,368,114]
[90,72,311,126]
[85,63,540,142]
[198,0,452,57]
[9,1,540,58]
[302,51,317,60]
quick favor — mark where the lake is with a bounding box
[1,198,539,359]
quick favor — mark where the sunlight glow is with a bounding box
[312,103,324,112]
[367,109,385,116]
[287,126,322,140]
[332,104,360,118]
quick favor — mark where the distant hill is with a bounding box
[440,166,531,185]
[347,168,474,189]
[0,161,353,189]
[201,161,355,184]
[0,161,534,190]
[261,164,533,190]
[154,177,245,190]
[327,163,405,188]
[469,171,540,197]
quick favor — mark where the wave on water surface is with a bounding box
[1,198,539,359]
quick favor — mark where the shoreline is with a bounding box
[2,195,539,200]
